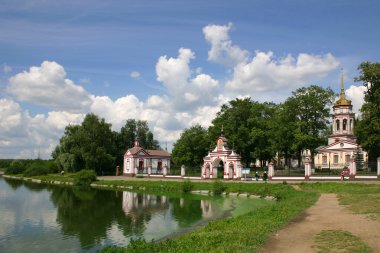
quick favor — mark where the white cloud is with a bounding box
[346,85,366,114]
[203,23,248,66]
[156,48,220,111]
[130,71,140,79]
[0,98,21,132]
[1,23,343,159]
[6,61,92,112]
[226,51,339,94]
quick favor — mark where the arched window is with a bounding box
[350,119,353,130]
[336,120,340,131]
[343,119,347,131]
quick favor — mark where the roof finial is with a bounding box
[340,68,345,99]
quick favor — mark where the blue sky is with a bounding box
[0,0,379,158]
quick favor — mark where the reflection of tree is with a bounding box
[22,181,47,192]
[50,187,125,249]
[170,197,202,227]
[3,178,23,190]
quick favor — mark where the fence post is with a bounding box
[377,157,380,179]
[304,158,311,180]
[163,165,167,177]
[349,157,356,180]
[268,162,274,180]
[181,165,186,178]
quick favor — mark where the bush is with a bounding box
[181,179,194,193]
[212,180,227,195]
[23,165,49,177]
[74,170,97,186]
[6,160,26,175]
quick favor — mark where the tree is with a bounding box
[285,85,335,166]
[271,102,297,167]
[114,119,160,166]
[53,114,115,174]
[171,125,209,169]
[208,98,256,167]
[208,98,276,167]
[354,62,380,161]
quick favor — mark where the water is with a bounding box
[0,176,271,252]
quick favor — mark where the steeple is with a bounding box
[334,69,351,106]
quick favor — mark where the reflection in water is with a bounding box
[0,176,271,253]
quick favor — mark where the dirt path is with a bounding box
[261,193,380,253]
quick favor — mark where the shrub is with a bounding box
[23,165,49,177]
[212,180,227,195]
[74,170,97,186]
[181,179,194,193]
[6,160,26,175]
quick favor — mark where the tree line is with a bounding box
[52,116,160,174]
[172,62,380,169]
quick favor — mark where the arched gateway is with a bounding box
[202,132,242,180]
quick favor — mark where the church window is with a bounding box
[343,119,347,131]
[322,155,327,165]
[350,119,353,130]
[336,120,340,131]
[345,154,351,164]
[333,154,339,164]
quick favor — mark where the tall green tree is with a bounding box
[171,125,209,169]
[354,62,380,161]
[285,85,335,166]
[114,119,160,166]
[53,114,115,174]
[208,98,276,167]
[208,98,256,167]
[271,102,297,166]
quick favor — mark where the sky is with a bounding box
[0,0,379,159]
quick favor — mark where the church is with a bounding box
[123,138,171,176]
[314,73,368,169]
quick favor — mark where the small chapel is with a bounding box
[123,138,171,176]
[202,130,242,179]
[314,72,368,169]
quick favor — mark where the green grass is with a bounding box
[300,183,380,220]
[313,230,373,253]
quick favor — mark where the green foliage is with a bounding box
[6,160,26,175]
[172,124,209,168]
[125,239,156,253]
[284,85,335,165]
[354,62,380,161]
[53,115,160,175]
[181,179,194,193]
[209,98,277,167]
[98,245,126,253]
[212,180,227,195]
[23,162,49,177]
[114,119,160,168]
[74,169,97,186]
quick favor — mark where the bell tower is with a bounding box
[328,70,356,144]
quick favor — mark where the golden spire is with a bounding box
[335,69,351,106]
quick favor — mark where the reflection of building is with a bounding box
[123,138,171,176]
[314,73,368,169]
[202,131,242,179]
[122,191,168,217]
[200,200,214,218]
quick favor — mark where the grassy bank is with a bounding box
[301,182,380,221]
